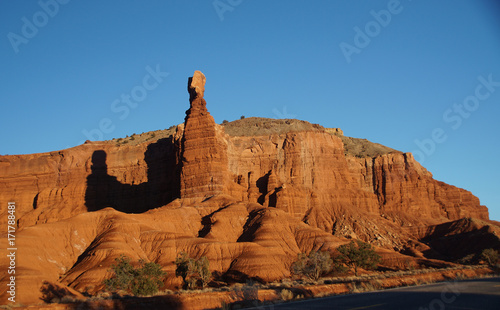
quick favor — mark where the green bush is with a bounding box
[175,252,211,289]
[103,255,134,291]
[337,240,381,276]
[103,255,166,296]
[291,250,333,280]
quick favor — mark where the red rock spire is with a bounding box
[180,71,228,198]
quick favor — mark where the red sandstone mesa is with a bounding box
[0,71,497,305]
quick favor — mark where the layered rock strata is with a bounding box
[0,70,494,305]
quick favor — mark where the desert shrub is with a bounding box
[365,279,382,291]
[60,296,79,304]
[240,115,245,119]
[494,264,500,273]
[481,248,499,267]
[197,256,211,288]
[291,250,333,280]
[49,297,61,304]
[103,255,135,291]
[222,120,229,124]
[458,254,476,265]
[230,281,260,307]
[103,255,166,296]
[404,259,417,271]
[347,282,361,293]
[455,272,467,280]
[337,240,381,276]
[131,261,167,296]
[175,252,195,289]
[240,281,259,300]
[175,252,212,289]
[279,289,294,301]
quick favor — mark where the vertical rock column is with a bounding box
[180,71,228,198]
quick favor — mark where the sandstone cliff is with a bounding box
[0,71,495,305]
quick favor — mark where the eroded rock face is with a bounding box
[225,131,381,220]
[0,198,353,304]
[0,139,179,229]
[346,153,489,224]
[0,70,494,305]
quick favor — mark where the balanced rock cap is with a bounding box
[188,70,206,100]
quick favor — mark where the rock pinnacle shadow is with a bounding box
[85,138,180,213]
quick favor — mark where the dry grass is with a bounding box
[222,117,323,137]
[39,265,495,310]
[347,279,383,294]
[151,289,175,296]
[315,291,332,298]
[101,117,399,162]
[109,126,178,146]
[67,265,491,310]
[340,136,397,158]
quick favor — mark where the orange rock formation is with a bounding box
[0,71,497,305]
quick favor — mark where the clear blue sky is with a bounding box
[1,0,499,220]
